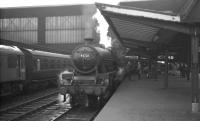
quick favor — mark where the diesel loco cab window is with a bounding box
[7,55,17,68]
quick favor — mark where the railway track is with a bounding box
[0,92,58,121]
[56,106,99,121]
[0,92,101,121]
[0,89,110,121]
[17,99,99,121]
[19,102,70,121]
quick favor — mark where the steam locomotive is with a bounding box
[58,44,119,107]
[0,44,71,97]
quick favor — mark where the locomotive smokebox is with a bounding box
[72,45,99,74]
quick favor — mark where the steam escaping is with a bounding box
[93,10,111,48]
[82,5,97,42]
[82,4,111,48]
[84,18,95,41]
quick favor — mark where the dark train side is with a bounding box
[0,45,72,96]
[58,44,121,107]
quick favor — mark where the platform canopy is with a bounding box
[96,0,200,59]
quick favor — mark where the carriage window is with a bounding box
[40,58,44,70]
[20,56,25,68]
[7,55,17,68]
[63,60,67,67]
[57,60,60,68]
[41,58,48,70]
[33,58,37,71]
[50,60,55,68]
[43,62,48,70]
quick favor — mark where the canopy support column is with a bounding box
[191,26,199,113]
[164,51,169,89]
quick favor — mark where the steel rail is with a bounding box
[0,93,58,121]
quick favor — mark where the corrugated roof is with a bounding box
[111,17,159,42]
[96,3,169,54]
[96,2,199,57]
[120,0,199,22]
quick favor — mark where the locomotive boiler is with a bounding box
[58,44,118,107]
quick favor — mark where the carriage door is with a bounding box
[18,55,26,80]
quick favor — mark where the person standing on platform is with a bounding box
[185,64,190,80]
[137,62,142,80]
[143,65,149,78]
[125,61,131,80]
[179,63,185,78]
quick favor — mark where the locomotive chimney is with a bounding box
[84,19,94,44]
[82,5,99,44]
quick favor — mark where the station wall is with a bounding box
[0,4,99,53]
[0,17,38,44]
[0,15,95,44]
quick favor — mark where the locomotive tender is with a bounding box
[0,45,71,96]
[58,44,119,106]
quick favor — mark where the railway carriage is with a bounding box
[22,48,72,84]
[0,45,71,96]
[0,45,26,96]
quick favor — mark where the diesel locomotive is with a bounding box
[58,44,119,107]
[0,45,72,97]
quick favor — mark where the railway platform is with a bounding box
[94,75,200,121]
